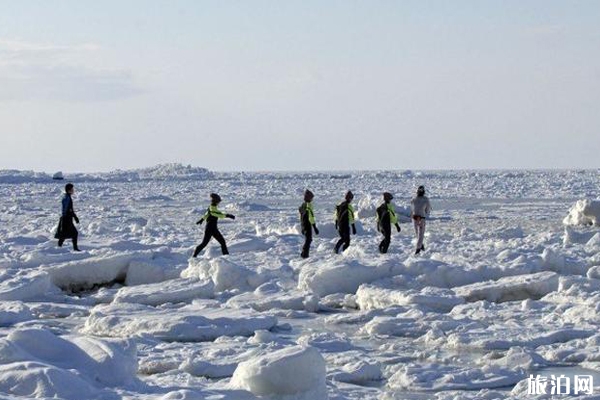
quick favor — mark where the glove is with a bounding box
[226,214,236,220]
[396,223,401,232]
[313,225,319,235]
[351,224,357,235]
[335,221,338,230]
[74,216,80,224]
[196,219,204,225]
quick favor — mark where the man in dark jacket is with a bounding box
[55,183,81,251]
[299,189,319,258]
[193,193,235,257]
[376,192,401,254]
[334,191,357,254]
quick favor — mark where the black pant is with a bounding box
[379,224,391,253]
[335,228,351,253]
[58,231,79,250]
[301,224,312,258]
[194,225,228,257]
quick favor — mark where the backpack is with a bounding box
[299,203,308,233]
[335,203,348,222]
[376,204,388,232]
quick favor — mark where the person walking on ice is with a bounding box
[376,192,401,254]
[334,191,357,254]
[411,185,431,255]
[54,183,81,251]
[193,193,235,258]
[299,189,319,259]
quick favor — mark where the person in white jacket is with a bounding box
[411,185,431,254]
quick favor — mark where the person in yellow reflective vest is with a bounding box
[299,189,319,258]
[376,192,401,253]
[192,193,235,257]
[334,191,357,253]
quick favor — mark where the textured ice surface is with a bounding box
[1,168,600,398]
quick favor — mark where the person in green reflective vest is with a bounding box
[376,192,401,253]
[334,191,357,253]
[192,193,235,257]
[299,189,319,258]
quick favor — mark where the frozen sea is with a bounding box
[1,165,600,399]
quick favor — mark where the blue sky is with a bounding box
[1,1,599,172]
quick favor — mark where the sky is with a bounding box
[0,1,599,172]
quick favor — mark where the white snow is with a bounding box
[0,328,137,399]
[230,346,327,399]
[453,272,560,303]
[114,278,215,306]
[387,363,525,391]
[563,199,600,226]
[83,302,278,341]
[356,283,464,312]
[298,259,402,297]
[1,167,600,399]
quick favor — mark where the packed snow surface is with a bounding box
[0,166,600,399]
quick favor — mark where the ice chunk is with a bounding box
[182,258,268,293]
[0,301,34,326]
[454,272,560,303]
[46,253,144,291]
[298,259,401,297]
[0,328,137,399]
[356,283,464,312]
[114,278,215,306]
[563,199,600,227]
[230,346,327,399]
[83,303,278,342]
[0,272,54,301]
[227,285,318,312]
[388,363,526,391]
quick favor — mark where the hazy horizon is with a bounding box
[3,163,599,176]
[1,1,599,172]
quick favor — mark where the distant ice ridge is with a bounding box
[0,163,213,184]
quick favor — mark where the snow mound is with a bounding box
[47,253,142,291]
[356,283,464,312]
[237,201,272,211]
[329,359,383,384]
[0,328,136,399]
[563,226,597,245]
[47,251,181,291]
[227,283,318,312]
[454,272,560,303]
[182,257,268,293]
[563,199,600,226]
[114,278,214,306]
[0,272,55,301]
[230,346,327,399]
[297,332,355,353]
[0,272,58,300]
[0,302,34,326]
[83,303,278,342]
[298,259,401,297]
[388,363,525,391]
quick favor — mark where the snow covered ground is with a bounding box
[1,165,600,399]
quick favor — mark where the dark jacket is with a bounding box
[55,194,78,239]
[335,201,355,231]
